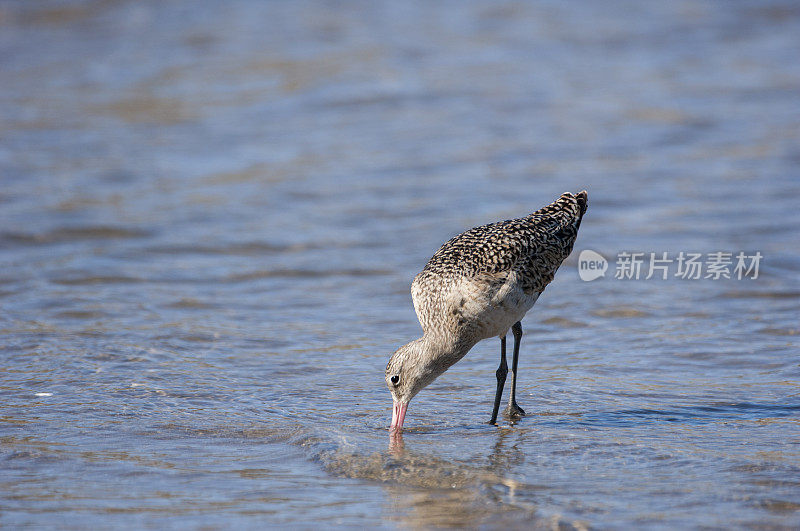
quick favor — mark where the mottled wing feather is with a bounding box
[418,191,587,295]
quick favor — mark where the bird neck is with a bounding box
[419,331,476,368]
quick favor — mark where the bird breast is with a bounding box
[413,271,539,342]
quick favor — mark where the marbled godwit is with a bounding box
[386,191,588,431]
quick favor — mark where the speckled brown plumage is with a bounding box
[411,191,586,340]
[386,191,588,431]
[420,191,586,283]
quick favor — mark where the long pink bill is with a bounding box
[390,400,408,432]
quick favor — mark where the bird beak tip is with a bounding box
[390,400,408,432]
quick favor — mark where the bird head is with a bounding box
[385,338,443,431]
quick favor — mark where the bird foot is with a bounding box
[505,403,526,418]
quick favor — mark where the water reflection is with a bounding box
[388,431,405,455]
[376,429,541,528]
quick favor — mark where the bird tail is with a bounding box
[575,190,588,218]
[530,190,588,229]
[538,190,588,261]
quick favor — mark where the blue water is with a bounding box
[1,1,799,528]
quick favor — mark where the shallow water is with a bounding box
[1,0,799,528]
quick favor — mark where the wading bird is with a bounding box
[386,191,588,431]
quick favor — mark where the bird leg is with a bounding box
[489,335,508,425]
[505,321,526,417]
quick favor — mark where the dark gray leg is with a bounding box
[505,321,526,417]
[488,335,508,425]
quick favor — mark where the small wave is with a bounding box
[559,402,800,428]
[52,310,105,320]
[142,240,378,257]
[51,275,145,286]
[718,290,800,299]
[541,317,589,328]
[144,242,301,256]
[226,269,391,282]
[591,307,650,318]
[757,327,798,336]
[1,226,152,245]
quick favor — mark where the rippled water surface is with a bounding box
[2,1,799,528]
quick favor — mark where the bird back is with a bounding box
[419,191,588,294]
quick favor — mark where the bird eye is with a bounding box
[390,375,399,385]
